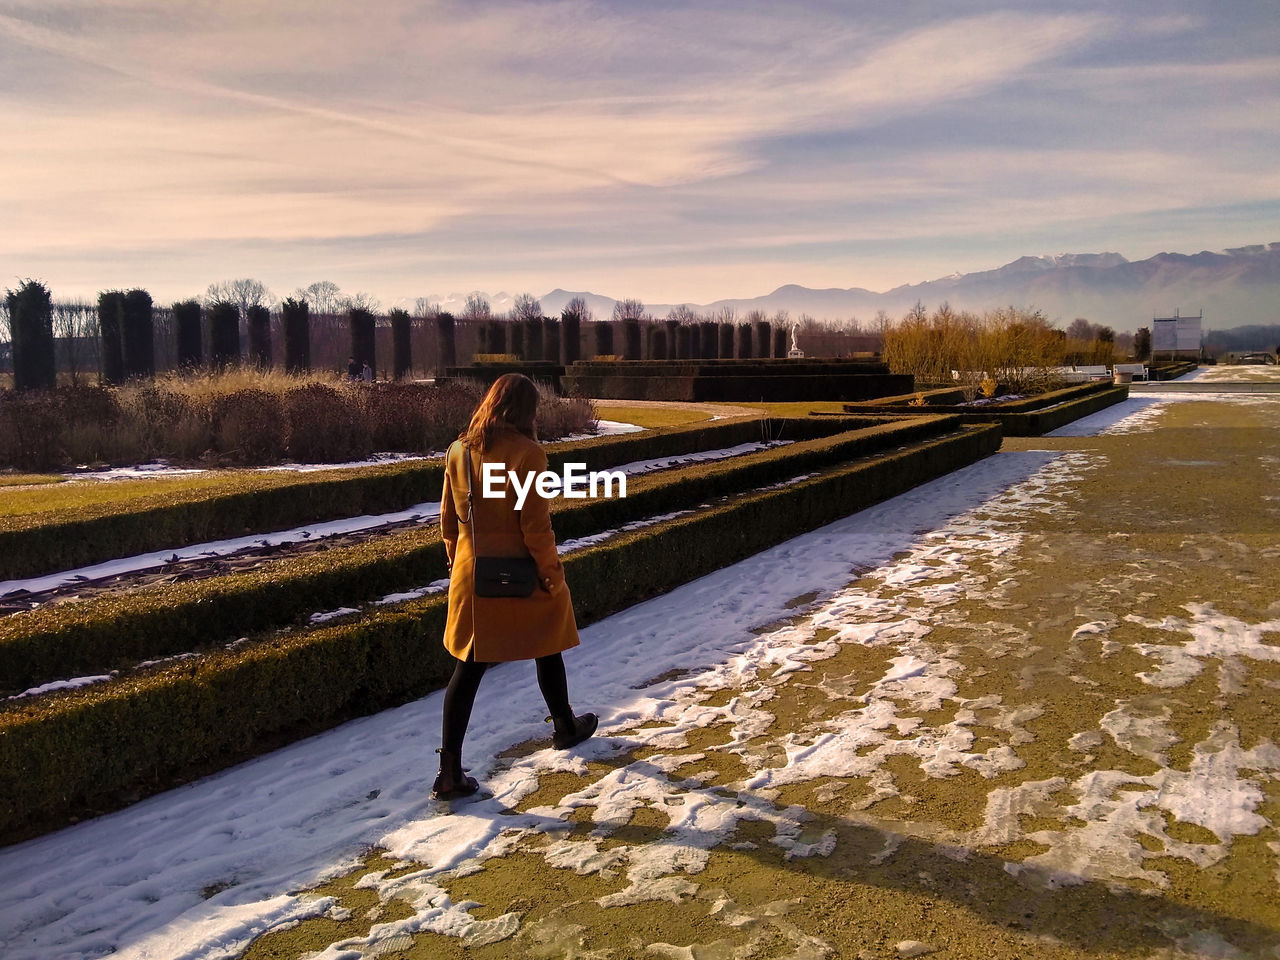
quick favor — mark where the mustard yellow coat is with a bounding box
[440,428,580,663]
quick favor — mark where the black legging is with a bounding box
[440,651,572,758]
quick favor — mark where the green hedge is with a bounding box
[845,382,1129,436]
[568,358,889,371]
[0,422,998,843]
[560,372,913,402]
[1150,361,1198,381]
[0,416,938,691]
[1,416,830,581]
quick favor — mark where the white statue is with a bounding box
[788,321,804,358]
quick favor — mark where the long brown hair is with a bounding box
[460,373,539,450]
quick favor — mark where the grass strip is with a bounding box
[0,416,823,581]
[0,416,946,690]
[0,422,999,843]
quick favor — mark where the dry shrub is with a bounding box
[284,382,367,463]
[365,382,435,452]
[536,383,596,439]
[125,385,210,461]
[211,389,287,464]
[0,391,64,470]
[0,368,599,470]
[418,380,484,450]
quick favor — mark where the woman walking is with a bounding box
[434,374,597,800]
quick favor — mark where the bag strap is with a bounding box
[460,440,475,525]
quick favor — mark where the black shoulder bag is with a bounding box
[461,442,540,598]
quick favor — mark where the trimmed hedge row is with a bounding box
[0,422,1000,842]
[845,382,1130,436]
[1150,361,1198,381]
[567,358,891,375]
[0,416,944,690]
[1,416,825,581]
[560,372,914,403]
[1000,385,1129,435]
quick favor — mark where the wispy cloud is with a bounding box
[1,2,1277,303]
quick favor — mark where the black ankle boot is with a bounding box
[431,748,479,800]
[550,712,598,750]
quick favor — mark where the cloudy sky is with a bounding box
[2,1,1278,307]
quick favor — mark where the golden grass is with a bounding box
[0,472,279,519]
[737,401,850,417]
[0,473,64,488]
[1,370,595,471]
[600,405,712,428]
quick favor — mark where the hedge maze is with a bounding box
[0,413,999,842]
[844,381,1131,436]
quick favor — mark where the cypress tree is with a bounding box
[509,319,525,360]
[718,322,735,359]
[7,279,56,390]
[700,321,717,359]
[173,300,203,369]
[348,307,376,376]
[97,290,125,385]
[389,308,412,380]
[435,313,456,373]
[736,323,753,359]
[560,309,581,364]
[650,328,668,361]
[773,326,788,358]
[542,317,561,366]
[121,288,154,379]
[754,321,772,358]
[208,300,241,369]
[622,318,641,360]
[593,322,614,358]
[487,320,507,355]
[246,304,272,369]
[523,317,543,362]
[282,298,310,374]
[676,325,693,360]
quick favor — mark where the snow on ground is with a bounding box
[2,438,774,602]
[60,422,644,483]
[0,505,443,599]
[0,448,1065,960]
[1048,389,1279,437]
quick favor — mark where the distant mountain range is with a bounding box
[424,242,1280,332]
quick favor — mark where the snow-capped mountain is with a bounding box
[429,243,1280,331]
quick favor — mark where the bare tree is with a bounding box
[463,293,492,322]
[1065,317,1096,341]
[340,291,381,313]
[206,278,273,315]
[743,308,767,325]
[53,300,98,385]
[296,281,344,315]
[612,298,646,322]
[666,304,698,324]
[511,293,543,322]
[562,296,593,323]
[413,296,439,318]
[712,305,736,325]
